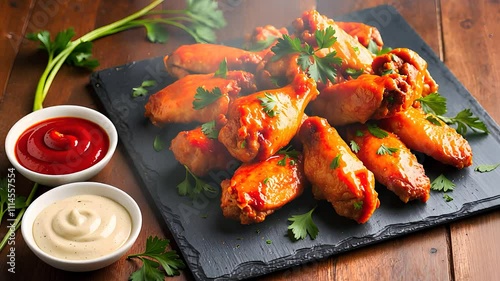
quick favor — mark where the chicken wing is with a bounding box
[218,73,319,163]
[299,117,379,223]
[220,153,306,224]
[336,21,384,50]
[344,124,430,203]
[309,74,411,126]
[144,71,256,126]
[164,43,267,79]
[243,25,288,51]
[170,126,237,177]
[292,10,374,73]
[378,107,473,169]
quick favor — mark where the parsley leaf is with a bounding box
[349,140,360,153]
[177,165,216,198]
[367,40,379,54]
[440,109,489,135]
[214,58,228,78]
[288,207,319,240]
[132,80,157,97]
[201,120,218,139]
[271,35,303,60]
[278,146,300,158]
[315,26,337,49]
[367,123,388,138]
[143,22,169,43]
[258,92,279,117]
[128,236,185,280]
[330,154,341,169]
[376,144,399,156]
[417,92,447,116]
[443,194,454,202]
[244,36,277,52]
[345,68,363,79]
[474,164,500,173]
[430,174,455,192]
[193,87,223,110]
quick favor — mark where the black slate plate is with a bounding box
[90,5,500,280]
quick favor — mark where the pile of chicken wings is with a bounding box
[144,10,472,225]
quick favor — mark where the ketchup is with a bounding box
[15,117,109,175]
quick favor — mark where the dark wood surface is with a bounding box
[1,0,499,280]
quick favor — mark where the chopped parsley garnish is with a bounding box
[345,68,363,79]
[330,154,341,169]
[177,165,216,198]
[127,236,185,279]
[271,26,342,84]
[201,120,218,139]
[192,87,223,110]
[350,140,360,153]
[258,92,279,117]
[278,146,300,158]
[376,144,399,156]
[430,174,455,192]
[214,58,228,78]
[287,207,319,240]
[353,201,363,210]
[474,164,500,173]
[367,123,388,139]
[266,239,272,244]
[443,194,454,202]
[132,80,157,97]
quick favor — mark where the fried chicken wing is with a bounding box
[292,10,374,73]
[243,25,288,51]
[218,73,319,163]
[309,74,411,126]
[164,43,267,79]
[379,107,473,169]
[345,124,430,203]
[336,21,384,49]
[372,48,439,98]
[170,126,237,177]
[144,71,256,126]
[299,117,379,223]
[220,153,306,224]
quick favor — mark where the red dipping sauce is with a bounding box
[15,117,109,175]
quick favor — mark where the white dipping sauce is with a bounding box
[33,194,132,260]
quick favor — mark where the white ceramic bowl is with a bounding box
[4,105,118,186]
[21,181,142,272]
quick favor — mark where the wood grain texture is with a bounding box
[441,1,500,280]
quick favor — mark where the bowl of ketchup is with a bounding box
[5,105,118,186]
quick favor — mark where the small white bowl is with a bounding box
[21,181,142,272]
[4,105,118,186]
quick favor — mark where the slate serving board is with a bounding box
[90,5,500,280]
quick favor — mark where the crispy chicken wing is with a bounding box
[336,21,384,49]
[144,71,256,126]
[344,124,430,203]
[299,117,379,223]
[220,153,306,224]
[379,107,473,169]
[164,43,267,79]
[309,74,411,126]
[292,10,374,73]
[218,73,319,163]
[170,126,237,177]
[243,25,288,51]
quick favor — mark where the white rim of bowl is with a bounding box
[4,105,118,181]
[21,181,142,265]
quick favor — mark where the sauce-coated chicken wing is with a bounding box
[309,74,411,126]
[218,73,319,163]
[299,117,379,223]
[336,21,384,49]
[144,71,256,126]
[345,124,430,203]
[220,153,306,224]
[170,127,237,177]
[164,43,267,79]
[379,107,473,169]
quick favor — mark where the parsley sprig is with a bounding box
[430,174,455,192]
[132,80,157,97]
[177,165,216,198]
[28,0,226,111]
[271,26,342,84]
[417,93,488,135]
[287,207,319,240]
[258,93,279,117]
[128,236,185,280]
[193,87,223,109]
[377,144,399,156]
[201,120,219,139]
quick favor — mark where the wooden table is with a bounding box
[1,0,499,280]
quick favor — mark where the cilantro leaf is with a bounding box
[310,51,341,85]
[177,165,215,198]
[65,41,99,69]
[132,80,157,97]
[201,120,218,139]
[441,109,489,135]
[376,144,399,156]
[193,87,223,110]
[315,26,337,49]
[128,236,185,280]
[288,207,319,240]
[474,164,500,173]
[443,194,454,202]
[143,22,169,43]
[214,58,228,78]
[186,0,226,29]
[330,154,341,169]
[417,92,448,116]
[271,35,303,60]
[367,123,388,138]
[258,92,279,117]
[349,140,360,153]
[430,174,455,192]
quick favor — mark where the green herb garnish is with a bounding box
[153,135,165,152]
[258,92,279,117]
[193,87,223,110]
[330,154,341,169]
[430,174,455,192]
[132,80,157,97]
[350,140,360,153]
[287,207,319,240]
[345,68,363,79]
[177,165,216,198]
[201,120,218,139]
[214,58,228,78]
[376,144,399,156]
[474,164,500,173]
[443,194,454,202]
[367,123,388,139]
[353,201,363,210]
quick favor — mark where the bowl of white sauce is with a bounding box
[21,182,142,272]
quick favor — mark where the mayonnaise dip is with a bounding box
[32,194,132,260]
